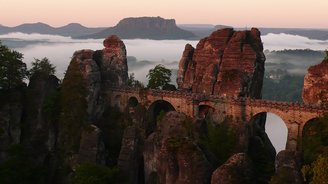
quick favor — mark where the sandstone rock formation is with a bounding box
[269,150,303,184]
[76,125,101,164]
[211,153,254,184]
[20,74,60,164]
[0,74,61,183]
[302,58,328,104]
[177,28,265,98]
[0,89,24,163]
[70,35,128,121]
[144,111,212,184]
[118,125,141,183]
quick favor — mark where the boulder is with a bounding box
[211,153,254,184]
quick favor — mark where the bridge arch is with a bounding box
[128,96,139,108]
[198,101,216,118]
[249,112,288,153]
[146,100,176,135]
[198,105,215,118]
[148,100,176,120]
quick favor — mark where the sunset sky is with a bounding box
[1,0,328,28]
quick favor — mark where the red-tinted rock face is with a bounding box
[143,112,212,184]
[68,35,128,121]
[177,28,265,98]
[211,153,254,184]
[302,60,328,104]
[101,35,128,86]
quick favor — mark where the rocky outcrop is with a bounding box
[0,89,24,163]
[21,74,60,145]
[177,28,265,98]
[70,35,128,122]
[144,111,212,184]
[302,58,328,104]
[269,150,303,184]
[76,125,101,164]
[211,153,254,184]
[117,125,140,183]
[0,74,61,183]
[81,16,196,39]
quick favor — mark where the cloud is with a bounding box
[262,33,328,51]
[0,32,101,43]
[1,32,328,80]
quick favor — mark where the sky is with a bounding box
[1,0,328,28]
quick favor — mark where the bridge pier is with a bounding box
[193,102,199,118]
[286,123,301,151]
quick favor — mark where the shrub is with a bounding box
[200,120,236,166]
[73,162,119,184]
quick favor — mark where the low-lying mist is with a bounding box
[0,32,327,82]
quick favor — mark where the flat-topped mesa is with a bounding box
[177,28,265,98]
[302,57,328,104]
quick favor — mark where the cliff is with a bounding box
[177,28,265,98]
[302,56,328,104]
[80,16,196,40]
[70,35,128,122]
[0,74,61,183]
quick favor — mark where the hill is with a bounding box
[0,22,106,37]
[79,16,196,39]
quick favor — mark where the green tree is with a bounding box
[0,42,27,90]
[29,57,56,77]
[146,64,171,89]
[311,154,328,184]
[127,73,144,88]
[324,50,328,62]
[73,162,119,184]
[200,119,236,166]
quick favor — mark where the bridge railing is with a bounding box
[107,87,328,113]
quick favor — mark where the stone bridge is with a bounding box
[108,87,328,151]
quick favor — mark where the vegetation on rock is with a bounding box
[200,119,236,166]
[60,59,87,152]
[0,144,47,184]
[301,113,328,183]
[96,106,131,166]
[310,154,328,184]
[324,50,328,62]
[28,57,56,78]
[73,162,119,184]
